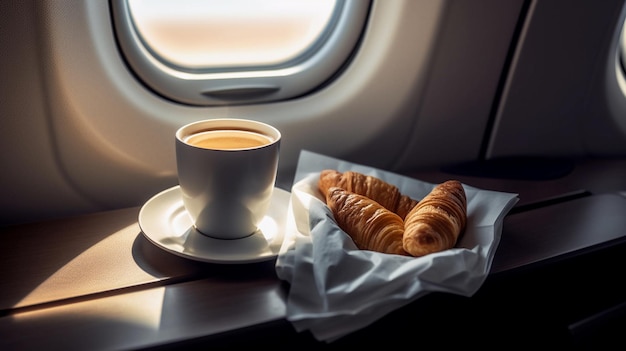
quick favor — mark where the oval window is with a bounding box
[111,0,371,106]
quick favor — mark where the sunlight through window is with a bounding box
[128,0,337,70]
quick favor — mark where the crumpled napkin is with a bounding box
[275,150,519,342]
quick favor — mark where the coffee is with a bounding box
[185,129,273,150]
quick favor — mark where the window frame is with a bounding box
[110,0,371,106]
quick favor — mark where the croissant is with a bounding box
[318,169,418,219]
[326,186,408,256]
[403,180,467,257]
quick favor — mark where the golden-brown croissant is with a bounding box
[326,186,408,256]
[318,169,418,219]
[403,180,467,257]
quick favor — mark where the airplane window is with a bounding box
[620,18,626,81]
[110,0,371,106]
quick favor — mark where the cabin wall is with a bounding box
[1,0,625,227]
[488,0,626,159]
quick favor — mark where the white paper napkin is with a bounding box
[275,150,519,342]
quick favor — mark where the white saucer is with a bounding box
[138,185,290,264]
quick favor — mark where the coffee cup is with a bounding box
[175,118,281,239]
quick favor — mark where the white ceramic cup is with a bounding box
[175,118,281,239]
